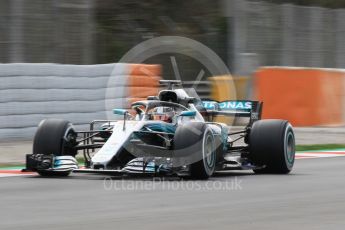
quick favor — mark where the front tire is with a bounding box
[249,119,295,174]
[33,119,77,177]
[174,122,216,179]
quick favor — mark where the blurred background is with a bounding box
[2,0,345,74]
[0,0,344,148]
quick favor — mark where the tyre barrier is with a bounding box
[0,63,161,139]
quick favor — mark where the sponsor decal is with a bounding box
[202,101,217,110]
[251,112,259,120]
[202,101,252,110]
[219,101,252,110]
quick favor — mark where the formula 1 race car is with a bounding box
[25,80,295,179]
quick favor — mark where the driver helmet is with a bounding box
[152,107,175,123]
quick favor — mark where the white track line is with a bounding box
[0,173,34,177]
[0,151,344,177]
[296,151,345,159]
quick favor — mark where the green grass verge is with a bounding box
[296,144,345,152]
[0,163,24,169]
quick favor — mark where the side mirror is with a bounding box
[113,109,130,131]
[113,109,128,115]
[180,111,196,117]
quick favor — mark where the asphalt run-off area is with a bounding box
[0,150,345,230]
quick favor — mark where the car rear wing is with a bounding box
[201,100,263,125]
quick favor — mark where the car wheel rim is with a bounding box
[203,132,215,172]
[62,126,77,155]
[285,131,295,165]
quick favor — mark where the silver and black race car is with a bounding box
[25,80,296,179]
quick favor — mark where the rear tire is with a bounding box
[249,119,295,174]
[174,122,216,179]
[33,119,77,177]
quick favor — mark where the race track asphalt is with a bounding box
[1,157,344,230]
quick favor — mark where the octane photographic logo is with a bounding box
[105,36,237,167]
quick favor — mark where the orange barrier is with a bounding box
[209,75,237,124]
[255,67,345,126]
[209,75,250,101]
[233,76,250,100]
[128,64,161,105]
